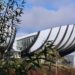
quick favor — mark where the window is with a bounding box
[17,35,37,51]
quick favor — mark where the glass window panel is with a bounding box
[16,35,37,51]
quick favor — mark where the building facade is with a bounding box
[13,24,75,57]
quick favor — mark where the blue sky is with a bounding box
[17,0,75,37]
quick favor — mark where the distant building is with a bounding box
[56,55,75,67]
[64,55,75,67]
[74,56,75,67]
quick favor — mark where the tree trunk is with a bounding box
[0,52,4,60]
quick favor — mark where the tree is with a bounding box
[21,41,61,75]
[0,0,25,59]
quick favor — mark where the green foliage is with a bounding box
[0,40,72,75]
[20,41,61,72]
[0,0,25,30]
[0,0,25,57]
[0,41,60,73]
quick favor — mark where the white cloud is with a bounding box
[26,0,75,8]
[19,4,75,33]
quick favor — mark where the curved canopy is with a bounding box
[14,24,75,56]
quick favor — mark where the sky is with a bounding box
[17,0,75,37]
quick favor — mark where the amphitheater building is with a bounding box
[13,24,75,57]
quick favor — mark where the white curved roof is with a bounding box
[14,24,75,56]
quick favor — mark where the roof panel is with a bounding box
[58,25,74,49]
[48,27,60,42]
[62,25,75,49]
[30,29,51,52]
[16,32,38,40]
[53,25,67,47]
